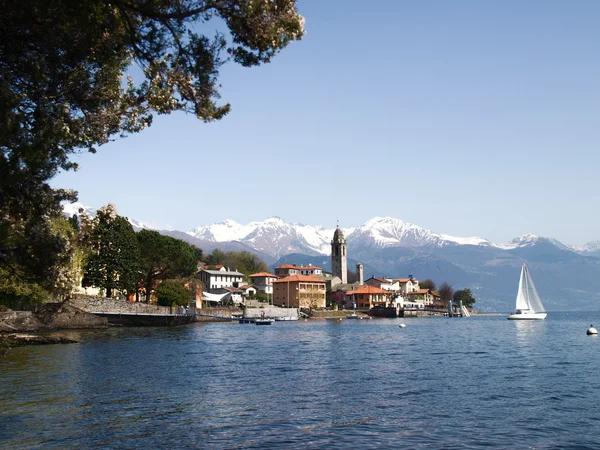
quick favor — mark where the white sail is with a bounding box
[515,264,545,313]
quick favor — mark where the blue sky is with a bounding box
[52,1,600,247]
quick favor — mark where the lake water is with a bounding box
[2,312,600,449]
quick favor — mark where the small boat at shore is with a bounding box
[255,319,275,325]
[274,316,299,321]
[507,263,547,320]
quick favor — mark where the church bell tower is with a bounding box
[331,225,347,284]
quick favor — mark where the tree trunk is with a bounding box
[146,275,153,303]
[106,287,112,298]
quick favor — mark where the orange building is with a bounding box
[273,274,326,309]
[346,285,392,309]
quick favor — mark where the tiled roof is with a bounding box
[298,265,322,270]
[367,277,390,283]
[275,264,298,269]
[407,289,433,295]
[394,278,412,283]
[249,272,278,278]
[347,285,390,295]
[273,274,326,284]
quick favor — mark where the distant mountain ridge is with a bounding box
[63,203,600,311]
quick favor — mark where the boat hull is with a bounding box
[507,313,547,320]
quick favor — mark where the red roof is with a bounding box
[298,265,322,270]
[275,264,298,269]
[273,274,326,284]
[347,285,390,295]
[249,272,278,278]
[367,277,390,283]
[407,289,433,295]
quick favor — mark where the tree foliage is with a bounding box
[0,216,80,306]
[453,288,476,308]
[156,280,190,307]
[1,0,304,303]
[205,249,267,277]
[438,282,453,306]
[82,204,140,297]
[137,229,197,301]
[420,278,436,291]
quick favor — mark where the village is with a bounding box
[197,225,469,318]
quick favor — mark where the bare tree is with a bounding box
[438,282,453,307]
[420,278,437,290]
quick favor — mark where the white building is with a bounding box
[395,278,420,295]
[199,269,245,293]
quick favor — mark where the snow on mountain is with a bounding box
[583,241,600,252]
[64,202,588,259]
[189,219,253,242]
[347,216,492,249]
[498,233,575,252]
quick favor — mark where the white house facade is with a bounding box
[199,269,245,293]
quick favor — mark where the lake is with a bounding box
[2,312,600,449]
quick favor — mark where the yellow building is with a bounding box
[273,275,326,309]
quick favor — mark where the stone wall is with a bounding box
[243,307,299,319]
[69,294,173,315]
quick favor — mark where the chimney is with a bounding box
[357,263,364,286]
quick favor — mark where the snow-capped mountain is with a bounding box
[347,216,492,250]
[498,233,576,251]
[186,216,493,258]
[189,217,350,258]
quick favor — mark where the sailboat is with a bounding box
[507,263,547,320]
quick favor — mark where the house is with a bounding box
[239,284,257,298]
[394,278,420,295]
[365,276,400,292]
[274,264,300,277]
[273,274,326,309]
[297,265,323,275]
[197,261,207,272]
[405,288,436,306]
[199,268,245,293]
[249,272,279,297]
[346,285,392,309]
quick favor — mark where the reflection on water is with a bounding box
[2,313,600,448]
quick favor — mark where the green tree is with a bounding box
[82,204,140,298]
[1,0,304,303]
[438,282,453,307]
[155,280,190,307]
[453,288,476,308]
[206,248,226,265]
[420,278,436,291]
[137,229,197,302]
[0,215,79,307]
[223,251,267,277]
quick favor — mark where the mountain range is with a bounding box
[64,202,600,312]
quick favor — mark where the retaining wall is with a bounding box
[243,307,299,319]
[69,294,172,315]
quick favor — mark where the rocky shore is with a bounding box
[0,333,79,347]
[0,303,106,350]
[0,303,107,333]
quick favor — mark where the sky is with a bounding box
[52,0,600,247]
